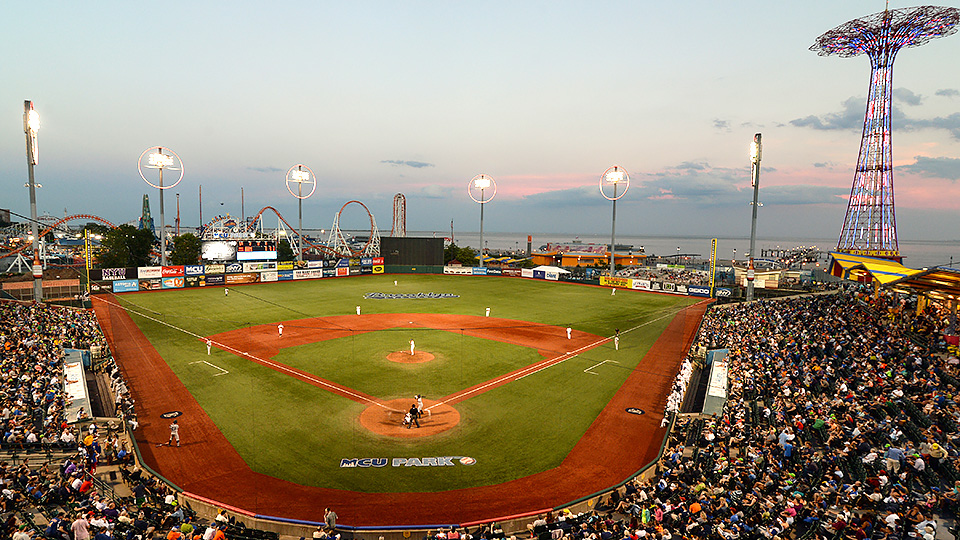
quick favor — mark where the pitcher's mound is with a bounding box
[360,398,460,438]
[387,351,435,364]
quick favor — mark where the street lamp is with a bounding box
[23,101,42,301]
[138,147,184,267]
[599,165,629,276]
[747,133,762,302]
[285,164,316,262]
[468,174,497,268]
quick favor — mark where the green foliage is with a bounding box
[443,242,477,264]
[96,224,155,268]
[277,238,295,262]
[169,233,202,266]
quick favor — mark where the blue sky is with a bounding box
[2,1,959,240]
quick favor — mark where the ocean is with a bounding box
[411,231,960,270]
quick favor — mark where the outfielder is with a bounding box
[410,339,416,355]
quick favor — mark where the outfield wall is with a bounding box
[88,260,732,300]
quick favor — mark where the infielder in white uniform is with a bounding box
[410,339,416,355]
[168,420,180,447]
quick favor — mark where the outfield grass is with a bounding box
[117,274,697,492]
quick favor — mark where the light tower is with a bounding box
[811,5,959,260]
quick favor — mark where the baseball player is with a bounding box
[168,420,180,447]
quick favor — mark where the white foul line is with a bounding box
[189,360,230,376]
[427,308,682,410]
[583,359,619,375]
[95,296,388,409]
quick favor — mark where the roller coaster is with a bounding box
[2,195,393,272]
[0,214,118,272]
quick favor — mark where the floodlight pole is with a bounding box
[747,133,762,302]
[479,188,485,268]
[158,163,166,267]
[298,170,303,262]
[609,183,618,276]
[24,101,42,302]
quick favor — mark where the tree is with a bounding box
[278,238,295,262]
[169,233,202,266]
[443,243,477,265]
[96,224,156,268]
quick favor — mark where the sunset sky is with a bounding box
[2,1,959,241]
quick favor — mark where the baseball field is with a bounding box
[93,274,708,525]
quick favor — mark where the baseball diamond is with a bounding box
[92,274,707,525]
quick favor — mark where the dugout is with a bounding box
[381,237,444,266]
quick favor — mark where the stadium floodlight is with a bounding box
[468,174,497,268]
[138,147,184,267]
[23,101,42,301]
[285,164,317,262]
[599,165,630,276]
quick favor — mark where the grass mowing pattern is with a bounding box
[118,274,696,492]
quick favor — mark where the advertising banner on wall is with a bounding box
[225,262,244,274]
[361,258,373,266]
[306,261,323,269]
[244,261,277,272]
[373,265,384,274]
[599,276,632,288]
[185,265,205,276]
[185,276,201,288]
[533,270,545,280]
[226,273,260,285]
[336,259,349,268]
[360,266,373,274]
[278,262,295,271]
[294,269,324,280]
[373,257,384,265]
[205,264,226,275]
[336,267,349,277]
[472,267,488,276]
[443,266,473,275]
[688,285,711,297]
[323,268,336,277]
[261,271,279,282]
[205,274,225,285]
[521,268,534,278]
[633,279,651,290]
[278,270,294,281]
[139,279,162,290]
[138,266,162,279]
[486,268,502,275]
[162,277,185,289]
[715,287,733,298]
[112,279,139,293]
[101,268,135,281]
[162,266,184,277]
[349,267,361,276]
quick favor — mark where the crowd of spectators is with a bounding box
[8,286,960,540]
[519,289,960,540]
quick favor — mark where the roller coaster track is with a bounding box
[0,214,117,259]
[248,206,343,258]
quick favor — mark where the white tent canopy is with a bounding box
[532,265,571,274]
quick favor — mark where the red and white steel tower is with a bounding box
[811,5,958,260]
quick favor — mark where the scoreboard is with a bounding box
[237,239,277,261]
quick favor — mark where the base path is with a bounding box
[93,297,709,526]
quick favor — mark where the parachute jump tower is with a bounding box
[811,5,959,260]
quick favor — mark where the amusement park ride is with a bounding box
[1,190,408,273]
